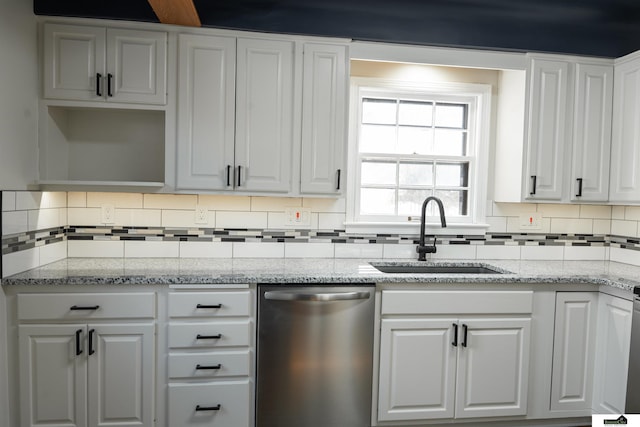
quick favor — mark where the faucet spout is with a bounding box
[416,196,447,261]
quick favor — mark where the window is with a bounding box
[347,79,491,232]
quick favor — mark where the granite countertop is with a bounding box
[2,258,640,293]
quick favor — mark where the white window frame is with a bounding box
[346,77,492,234]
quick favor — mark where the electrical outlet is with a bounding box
[284,207,311,227]
[519,213,542,230]
[101,204,115,224]
[195,205,208,224]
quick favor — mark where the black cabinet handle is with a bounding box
[88,329,96,355]
[461,324,468,348]
[237,165,242,187]
[196,334,222,340]
[336,169,341,191]
[196,304,222,309]
[576,178,583,197]
[196,364,222,370]
[452,323,458,347]
[70,305,100,311]
[530,175,537,195]
[226,165,232,187]
[195,404,221,411]
[107,73,113,97]
[75,329,83,356]
[96,73,102,97]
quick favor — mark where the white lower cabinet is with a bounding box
[592,293,634,414]
[166,288,254,427]
[550,292,598,415]
[19,322,154,427]
[378,290,532,423]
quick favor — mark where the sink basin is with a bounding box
[370,263,505,274]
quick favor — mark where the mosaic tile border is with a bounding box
[3,225,632,257]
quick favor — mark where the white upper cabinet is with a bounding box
[523,55,613,202]
[44,23,167,105]
[176,34,236,191]
[235,38,295,193]
[300,43,348,195]
[524,56,570,200]
[610,52,640,203]
[570,63,613,202]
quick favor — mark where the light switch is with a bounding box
[284,207,311,227]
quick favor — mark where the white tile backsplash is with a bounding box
[609,247,640,267]
[550,218,593,234]
[335,243,384,259]
[492,202,537,217]
[179,241,233,258]
[284,242,334,258]
[563,246,607,261]
[144,194,197,210]
[68,240,125,258]
[197,195,251,211]
[116,209,162,227]
[520,245,565,260]
[580,205,611,219]
[162,209,211,228]
[476,245,521,260]
[252,196,302,211]
[233,242,285,258]
[39,241,68,265]
[593,219,612,235]
[485,216,507,233]
[302,197,346,213]
[382,244,417,259]
[86,192,143,209]
[216,211,268,229]
[67,192,86,208]
[2,211,28,235]
[67,207,102,226]
[611,220,638,237]
[538,204,581,218]
[15,191,42,210]
[2,191,16,211]
[430,244,477,260]
[124,241,180,258]
[28,208,64,231]
[318,213,346,230]
[625,206,640,221]
[2,247,39,278]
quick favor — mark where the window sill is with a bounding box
[344,221,490,235]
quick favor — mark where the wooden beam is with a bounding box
[148,0,201,27]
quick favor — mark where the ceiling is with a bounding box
[33,0,640,58]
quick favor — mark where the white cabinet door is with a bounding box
[524,57,571,200]
[455,319,531,418]
[176,34,236,190]
[300,43,348,195]
[106,29,166,105]
[87,323,154,427]
[168,382,251,427]
[43,23,106,101]
[19,325,88,427]
[610,54,640,202]
[378,318,457,421]
[592,294,633,414]
[235,38,295,193]
[43,24,166,105]
[551,292,597,414]
[570,63,613,202]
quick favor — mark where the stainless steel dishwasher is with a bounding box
[626,286,640,413]
[256,284,375,427]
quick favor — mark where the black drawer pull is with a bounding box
[70,305,100,311]
[96,73,102,97]
[88,329,96,355]
[196,404,221,411]
[196,364,222,370]
[196,334,222,340]
[452,323,458,347]
[196,304,222,309]
[75,329,83,356]
[107,73,113,97]
[530,175,537,195]
[576,178,583,197]
[461,324,468,348]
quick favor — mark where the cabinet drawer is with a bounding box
[17,293,155,320]
[169,381,251,427]
[381,290,533,315]
[168,351,251,379]
[169,291,251,318]
[168,321,251,349]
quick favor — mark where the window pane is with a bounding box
[435,103,466,128]
[436,163,469,187]
[435,190,469,216]
[360,188,396,215]
[360,124,396,153]
[398,101,432,126]
[399,162,433,186]
[361,161,397,185]
[362,98,397,124]
[398,189,432,216]
[397,126,432,154]
[434,129,467,156]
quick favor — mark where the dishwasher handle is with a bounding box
[264,290,371,302]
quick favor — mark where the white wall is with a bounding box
[0,0,38,190]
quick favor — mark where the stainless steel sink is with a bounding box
[370,263,505,274]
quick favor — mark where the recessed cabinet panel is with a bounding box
[455,319,530,418]
[551,292,597,413]
[571,63,613,202]
[378,319,457,421]
[610,55,640,202]
[107,29,167,104]
[44,24,106,101]
[235,38,294,193]
[524,58,570,200]
[300,43,348,195]
[176,34,236,190]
